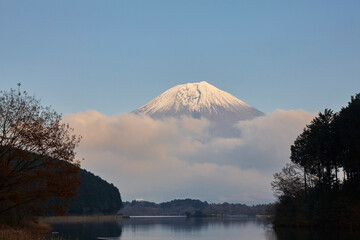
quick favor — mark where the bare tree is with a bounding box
[271,163,304,198]
[0,87,81,219]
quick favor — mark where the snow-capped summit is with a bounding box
[133,81,264,124]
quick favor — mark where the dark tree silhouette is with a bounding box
[291,109,336,191]
[0,87,81,223]
[272,93,360,227]
[334,94,360,186]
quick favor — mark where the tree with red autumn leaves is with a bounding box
[0,86,81,224]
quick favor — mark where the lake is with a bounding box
[48,216,360,240]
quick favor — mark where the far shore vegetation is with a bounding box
[271,93,360,228]
[120,199,270,217]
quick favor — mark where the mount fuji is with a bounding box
[133,82,264,136]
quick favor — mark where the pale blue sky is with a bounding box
[1,0,360,116]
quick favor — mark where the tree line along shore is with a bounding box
[119,199,270,217]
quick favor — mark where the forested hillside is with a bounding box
[67,169,123,215]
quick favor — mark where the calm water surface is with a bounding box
[48,217,360,240]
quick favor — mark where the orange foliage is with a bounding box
[0,88,81,219]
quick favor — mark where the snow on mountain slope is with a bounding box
[133,81,264,124]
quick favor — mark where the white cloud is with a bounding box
[64,109,314,204]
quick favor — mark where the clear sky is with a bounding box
[1,0,360,115]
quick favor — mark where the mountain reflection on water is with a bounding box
[49,216,360,240]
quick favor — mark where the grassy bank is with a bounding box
[0,215,124,240]
[0,222,62,240]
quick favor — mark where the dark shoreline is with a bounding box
[42,214,127,223]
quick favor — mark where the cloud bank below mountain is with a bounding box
[64,109,314,204]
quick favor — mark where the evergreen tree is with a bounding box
[272,93,360,227]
